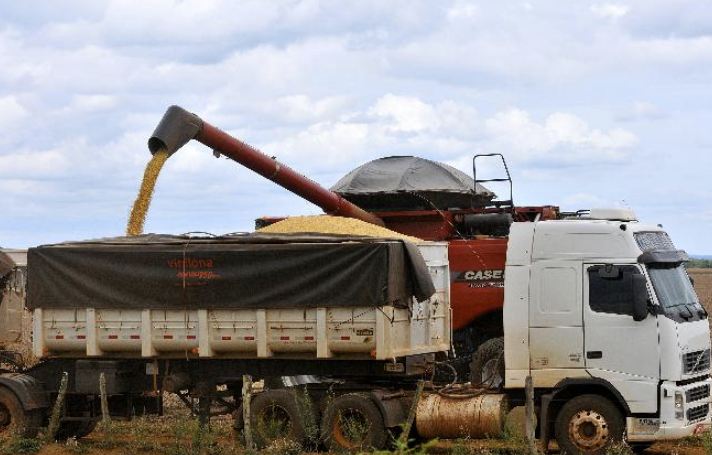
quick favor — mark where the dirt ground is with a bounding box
[690,268,712,313]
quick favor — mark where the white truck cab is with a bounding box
[503,210,711,452]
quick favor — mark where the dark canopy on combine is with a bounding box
[330,156,494,210]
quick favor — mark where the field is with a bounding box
[690,268,712,314]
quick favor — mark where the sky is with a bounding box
[1,0,711,254]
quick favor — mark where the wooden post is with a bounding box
[242,375,253,450]
[45,371,69,443]
[99,372,111,428]
[399,380,425,445]
[525,375,538,455]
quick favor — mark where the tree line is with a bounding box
[688,258,712,268]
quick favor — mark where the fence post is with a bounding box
[242,375,253,450]
[99,372,111,427]
[45,371,69,443]
[399,380,425,446]
[525,375,538,455]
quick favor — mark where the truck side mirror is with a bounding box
[632,274,649,321]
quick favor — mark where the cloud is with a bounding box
[590,4,629,20]
[616,101,667,122]
[484,109,637,164]
[561,192,609,209]
[0,96,29,131]
[255,95,637,178]
[67,94,117,112]
[0,1,709,252]
[369,94,439,132]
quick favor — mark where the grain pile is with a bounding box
[126,149,170,236]
[258,215,422,242]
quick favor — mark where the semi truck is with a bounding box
[0,106,708,454]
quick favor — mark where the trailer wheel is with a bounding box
[321,393,387,452]
[469,337,504,388]
[0,387,41,438]
[251,390,308,449]
[555,394,624,455]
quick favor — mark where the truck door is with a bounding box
[583,264,659,379]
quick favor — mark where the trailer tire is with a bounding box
[0,387,41,438]
[555,394,624,455]
[250,390,308,449]
[321,393,388,452]
[469,337,504,388]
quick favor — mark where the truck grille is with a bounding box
[683,349,711,375]
[686,384,711,403]
[687,404,709,423]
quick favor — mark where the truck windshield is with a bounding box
[647,265,706,321]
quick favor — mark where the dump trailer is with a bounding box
[1,233,453,441]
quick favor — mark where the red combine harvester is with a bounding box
[149,106,560,379]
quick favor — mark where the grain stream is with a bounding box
[258,215,422,242]
[126,149,170,236]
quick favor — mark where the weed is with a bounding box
[451,438,474,455]
[0,435,42,454]
[125,416,155,452]
[604,440,634,455]
[263,438,302,455]
[374,436,439,455]
[65,437,90,455]
[337,408,372,449]
[701,430,712,455]
[291,385,318,448]
[96,418,117,449]
[256,403,294,443]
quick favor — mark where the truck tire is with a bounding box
[469,337,504,388]
[250,390,308,449]
[321,393,388,452]
[555,394,624,455]
[0,387,41,438]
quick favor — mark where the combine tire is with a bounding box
[555,394,624,454]
[469,337,505,388]
[321,393,387,452]
[0,387,41,438]
[250,390,308,449]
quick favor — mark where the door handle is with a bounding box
[587,351,603,359]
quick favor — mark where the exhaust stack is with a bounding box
[148,106,384,227]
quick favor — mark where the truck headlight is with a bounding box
[675,391,684,420]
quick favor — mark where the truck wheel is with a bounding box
[321,393,387,452]
[555,394,624,455]
[469,337,504,388]
[0,387,41,438]
[250,390,307,449]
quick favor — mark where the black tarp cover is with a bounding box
[330,156,495,210]
[26,233,435,310]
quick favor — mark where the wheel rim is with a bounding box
[332,408,371,449]
[568,409,609,451]
[256,404,293,442]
